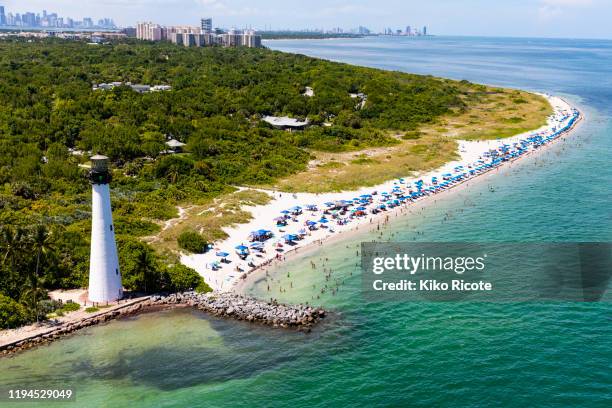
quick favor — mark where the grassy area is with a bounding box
[145,85,551,253]
[268,85,551,193]
[146,189,271,256]
[270,134,459,193]
[419,83,552,141]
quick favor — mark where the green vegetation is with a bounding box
[177,230,208,254]
[273,133,459,192]
[60,301,81,312]
[402,131,422,140]
[147,189,272,255]
[85,306,99,313]
[118,238,206,293]
[271,84,551,192]
[196,280,213,294]
[166,264,208,292]
[0,294,30,329]
[0,38,550,327]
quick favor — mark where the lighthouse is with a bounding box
[88,155,123,303]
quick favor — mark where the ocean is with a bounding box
[1,36,610,407]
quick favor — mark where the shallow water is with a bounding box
[1,36,611,407]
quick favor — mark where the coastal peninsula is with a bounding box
[0,38,572,339]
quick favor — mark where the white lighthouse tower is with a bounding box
[88,155,123,303]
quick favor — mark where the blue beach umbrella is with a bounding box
[216,251,229,257]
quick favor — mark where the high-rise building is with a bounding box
[242,29,262,48]
[222,28,243,47]
[358,26,370,35]
[122,27,137,37]
[183,33,197,47]
[167,25,200,44]
[0,6,6,26]
[423,26,427,36]
[201,17,212,33]
[20,12,34,27]
[137,22,165,41]
[88,155,123,303]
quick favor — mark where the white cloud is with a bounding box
[538,0,594,21]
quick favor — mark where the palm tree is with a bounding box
[30,224,55,322]
[166,165,180,184]
[135,248,157,293]
[1,226,25,268]
[0,226,26,298]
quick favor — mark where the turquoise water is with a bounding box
[1,37,611,407]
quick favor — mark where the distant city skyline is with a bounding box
[1,0,610,39]
[0,4,115,29]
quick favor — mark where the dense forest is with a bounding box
[0,37,472,328]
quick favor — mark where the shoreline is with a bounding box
[236,101,584,293]
[0,292,326,358]
[182,95,582,293]
[0,96,583,357]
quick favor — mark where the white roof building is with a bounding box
[263,116,310,130]
[166,139,186,149]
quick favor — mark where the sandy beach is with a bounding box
[182,95,581,292]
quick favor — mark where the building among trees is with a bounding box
[136,19,262,48]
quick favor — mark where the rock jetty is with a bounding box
[150,292,325,328]
[0,292,325,357]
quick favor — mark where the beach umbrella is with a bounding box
[306,221,317,226]
[356,206,367,211]
[235,245,248,251]
[319,218,329,223]
[216,251,229,257]
[281,210,290,214]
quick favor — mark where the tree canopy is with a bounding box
[0,37,476,328]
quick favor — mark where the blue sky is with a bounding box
[2,0,611,39]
